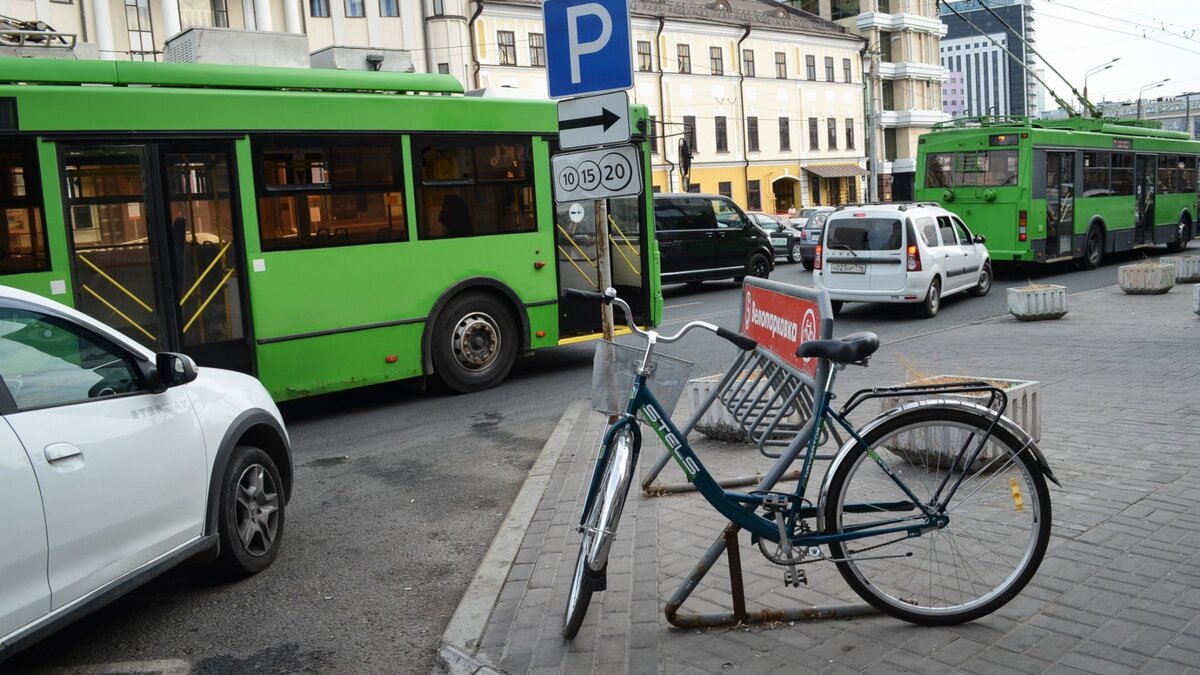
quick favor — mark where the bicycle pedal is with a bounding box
[758,491,793,513]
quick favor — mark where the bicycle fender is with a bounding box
[816,398,1060,532]
[580,418,642,529]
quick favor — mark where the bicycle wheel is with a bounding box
[563,428,636,638]
[823,406,1051,625]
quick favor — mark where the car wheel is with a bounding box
[968,262,992,297]
[801,257,814,271]
[215,445,285,576]
[1083,226,1103,270]
[746,253,771,280]
[788,242,803,264]
[830,300,844,315]
[917,277,941,318]
[432,291,518,394]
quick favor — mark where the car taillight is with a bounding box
[814,244,823,270]
[1018,210,1028,242]
[907,244,921,271]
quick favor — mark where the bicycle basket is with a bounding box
[591,339,693,416]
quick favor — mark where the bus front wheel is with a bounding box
[432,292,518,394]
[1083,227,1104,270]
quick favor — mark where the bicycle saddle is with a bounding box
[795,331,879,365]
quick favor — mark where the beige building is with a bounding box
[4,0,868,211]
[786,0,948,200]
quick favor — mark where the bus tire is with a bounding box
[431,291,518,394]
[1083,226,1104,270]
[1167,216,1191,253]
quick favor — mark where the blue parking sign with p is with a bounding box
[544,0,633,99]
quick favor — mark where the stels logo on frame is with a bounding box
[740,283,820,377]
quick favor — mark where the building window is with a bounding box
[805,55,817,81]
[437,63,449,74]
[529,33,545,67]
[747,180,761,211]
[842,57,852,83]
[211,0,229,26]
[881,80,895,111]
[683,116,697,153]
[878,0,891,13]
[809,117,819,150]
[649,115,658,155]
[344,0,364,18]
[378,0,398,16]
[743,49,755,77]
[831,0,859,21]
[880,31,894,62]
[710,46,723,76]
[124,0,154,60]
[828,119,838,150]
[687,183,701,193]
[824,57,834,82]
[498,31,516,66]
[779,117,791,151]
[432,0,444,15]
[637,41,653,72]
[718,181,732,199]
[310,0,329,17]
[845,118,855,149]
[715,117,728,152]
[678,44,691,73]
[775,52,786,79]
[747,117,759,152]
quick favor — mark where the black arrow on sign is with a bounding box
[560,107,622,132]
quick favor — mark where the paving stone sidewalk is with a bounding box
[440,284,1200,674]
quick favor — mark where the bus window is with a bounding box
[925,153,951,188]
[1083,151,1111,197]
[0,139,49,274]
[928,150,1018,188]
[1157,156,1180,194]
[254,135,407,250]
[1110,153,1134,196]
[412,135,537,240]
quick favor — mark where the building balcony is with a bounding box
[856,12,947,37]
[877,61,948,82]
[879,109,952,128]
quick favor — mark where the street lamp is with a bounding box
[1137,78,1171,119]
[1082,57,1120,113]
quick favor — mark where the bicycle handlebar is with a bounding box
[562,287,757,351]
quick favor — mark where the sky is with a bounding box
[1029,0,1200,107]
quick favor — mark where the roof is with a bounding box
[494,0,858,41]
[804,164,869,178]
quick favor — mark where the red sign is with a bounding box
[739,283,821,377]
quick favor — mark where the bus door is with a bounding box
[1134,155,1156,244]
[59,142,252,374]
[1044,152,1074,258]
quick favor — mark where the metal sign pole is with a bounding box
[595,199,614,339]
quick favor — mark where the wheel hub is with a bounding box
[453,313,500,369]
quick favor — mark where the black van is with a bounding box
[653,193,774,285]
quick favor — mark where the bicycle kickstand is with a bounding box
[762,493,807,587]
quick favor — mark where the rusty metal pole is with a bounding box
[595,199,614,339]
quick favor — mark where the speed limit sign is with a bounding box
[551,144,643,204]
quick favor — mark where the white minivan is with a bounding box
[813,202,992,318]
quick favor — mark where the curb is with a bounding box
[436,399,589,675]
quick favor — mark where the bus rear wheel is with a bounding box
[432,292,517,394]
[1167,218,1191,253]
[1083,227,1104,270]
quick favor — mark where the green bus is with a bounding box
[0,58,660,400]
[916,115,1200,267]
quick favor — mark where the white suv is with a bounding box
[813,203,992,318]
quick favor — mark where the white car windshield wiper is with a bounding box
[828,243,858,257]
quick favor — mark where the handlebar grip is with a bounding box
[562,288,610,303]
[716,326,757,352]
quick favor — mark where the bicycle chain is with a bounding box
[759,533,910,567]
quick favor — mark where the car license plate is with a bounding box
[829,262,865,274]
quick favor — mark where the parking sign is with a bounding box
[543,0,633,99]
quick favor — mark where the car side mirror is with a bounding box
[974,234,987,244]
[154,352,199,391]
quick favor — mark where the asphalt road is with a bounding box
[6,246,1179,675]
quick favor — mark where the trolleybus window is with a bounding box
[925,150,1018,187]
[0,139,48,274]
[413,135,536,240]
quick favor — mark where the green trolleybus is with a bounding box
[916,115,1200,267]
[0,58,660,400]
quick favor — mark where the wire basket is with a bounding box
[591,339,693,416]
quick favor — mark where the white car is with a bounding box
[0,285,292,661]
[814,202,992,317]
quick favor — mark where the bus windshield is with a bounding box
[925,150,1019,188]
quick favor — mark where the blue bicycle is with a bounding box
[562,288,1057,638]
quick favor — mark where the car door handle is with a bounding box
[45,443,83,463]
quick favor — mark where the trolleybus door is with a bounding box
[59,143,252,374]
[1134,155,1155,245]
[1044,152,1074,258]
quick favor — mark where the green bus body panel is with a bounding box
[917,118,1200,262]
[0,58,662,400]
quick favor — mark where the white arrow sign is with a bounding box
[557,91,631,150]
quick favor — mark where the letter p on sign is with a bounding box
[544,0,633,99]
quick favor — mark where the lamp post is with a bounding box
[1137,78,1171,119]
[1082,57,1119,113]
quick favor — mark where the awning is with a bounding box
[804,164,869,178]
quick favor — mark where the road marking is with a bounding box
[28,660,191,675]
[664,301,701,310]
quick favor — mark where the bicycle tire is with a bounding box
[563,429,636,638]
[823,406,1051,625]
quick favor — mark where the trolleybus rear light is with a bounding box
[1018,210,1028,242]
